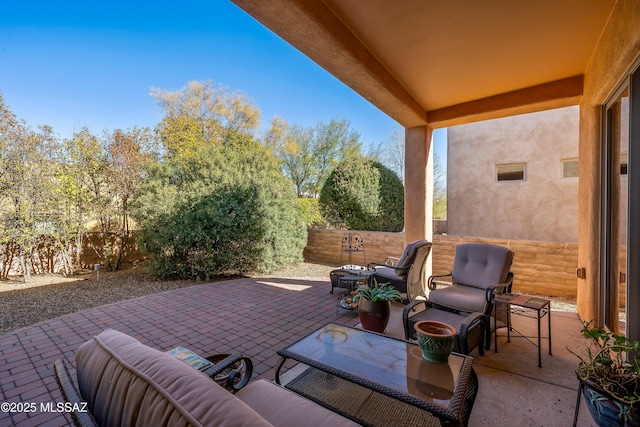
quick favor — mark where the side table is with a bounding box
[493,293,551,367]
[329,265,373,294]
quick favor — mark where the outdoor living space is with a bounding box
[0,265,597,426]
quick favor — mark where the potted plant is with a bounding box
[354,280,402,333]
[572,320,640,426]
[414,320,458,363]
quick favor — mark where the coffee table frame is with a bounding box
[275,323,477,426]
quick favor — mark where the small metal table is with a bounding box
[329,265,374,294]
[493,293,552,367]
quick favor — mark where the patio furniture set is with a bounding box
[332,239,549,363]
[53,241,551,426]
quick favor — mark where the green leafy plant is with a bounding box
[297,197,328,228]
[572,320,640,407]
[319,156,404,232]
[354,280,402,303]
[134,133,306,279]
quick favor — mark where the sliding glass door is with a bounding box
[602,65,640,342]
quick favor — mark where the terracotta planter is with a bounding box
[414,320,458,363]
[358,299,391,333]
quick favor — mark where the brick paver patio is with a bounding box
[0,276,358,427]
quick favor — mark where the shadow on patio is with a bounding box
[0,276,595,426]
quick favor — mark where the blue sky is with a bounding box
[0,0,445,157]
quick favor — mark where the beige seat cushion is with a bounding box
[236,379,360,427]
[76,329,273,427]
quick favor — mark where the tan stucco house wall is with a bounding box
[447,106,579,242]
[577,0,640,324]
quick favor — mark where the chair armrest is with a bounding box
[484,272,514,302]
[367,261,410,274]
[428,273,453,290]
[53,359,99,427]
[402,299,431,340]
[456,312,485,339]
[367,261,387,268]
[201,354,253,393]
[384,256,400,266]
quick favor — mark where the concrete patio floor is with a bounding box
[0,276,596,426]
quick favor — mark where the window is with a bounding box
[496,163,525,182]
[562,159,579,178]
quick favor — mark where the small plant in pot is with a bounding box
[354,280,402,333]
[572,320,640,426]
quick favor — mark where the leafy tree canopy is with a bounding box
[263,116,362,197]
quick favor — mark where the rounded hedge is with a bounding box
[319,157,404,232]
[135,132,307,279]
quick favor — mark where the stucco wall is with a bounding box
[577,0,640,324]
[305,229,579,298]
[447,106,579,242]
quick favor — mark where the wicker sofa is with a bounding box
[54,329,360,427]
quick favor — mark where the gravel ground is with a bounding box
[0,262,576,335]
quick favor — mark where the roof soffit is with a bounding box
[232,0,616,127]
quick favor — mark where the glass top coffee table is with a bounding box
[275,323,477,427]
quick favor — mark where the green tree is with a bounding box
[263,116,362,197]
[136,82,305,279]
[319,156,404,232]
[0,109,60,281]
[311,118,361,195]
[59,127,151,272]
[150,80,260,151]
[58,128,102,274]
[134,134,306,278]
[264,118,315,197]
[379,125,447,219]
[104,127,153,269]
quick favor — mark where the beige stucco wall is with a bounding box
[577,0,640,324]
[447,106,579,242]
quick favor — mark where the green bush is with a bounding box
[134,132,306,279]
[319,157,404,232]
[297,197,328,228]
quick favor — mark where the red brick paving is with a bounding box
[0,277,359,426]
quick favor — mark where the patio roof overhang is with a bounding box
[231,0,615,128]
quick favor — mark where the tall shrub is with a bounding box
[134,133,306,279]
[319,157,404,232]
